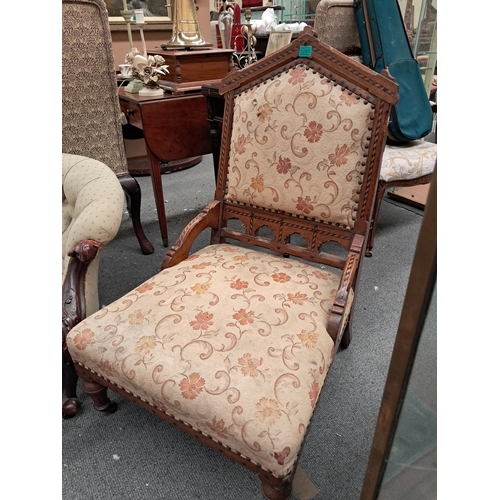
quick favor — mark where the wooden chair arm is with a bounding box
[161,201,221,270]
[62,239,101,338]
[326,234,363,342]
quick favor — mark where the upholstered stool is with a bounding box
[367,140,437,255]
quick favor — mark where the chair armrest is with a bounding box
[161,201,221,270]
[62,239,101,338]
[326,234,363,342]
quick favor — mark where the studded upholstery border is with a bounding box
[62,0,128,176]
[225,65,374,229]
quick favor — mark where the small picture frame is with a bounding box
[265,30,293,57]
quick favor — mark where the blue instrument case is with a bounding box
[354,0,433,143]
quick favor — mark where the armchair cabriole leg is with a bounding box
[119,174,154,255]
[82,378,118,414]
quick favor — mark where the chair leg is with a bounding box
[366,182,387,257]
[119,174,155,255]
[258,468,295,500]
[62,350,81,419]
[340,317,352,349]
[82,378,118,414]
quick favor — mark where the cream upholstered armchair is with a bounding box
[65,30,398,499]
[62,0,153,255]
[62,153,124,418]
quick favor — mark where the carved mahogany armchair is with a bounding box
[65,29,398,499]
[62,0,154,255]
[62,153,124,418]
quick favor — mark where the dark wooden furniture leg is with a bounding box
[119,174,155,254]
[259,469,296,500]
[146,149,170,246]
[82,377,118,414]
[366,182,386,257]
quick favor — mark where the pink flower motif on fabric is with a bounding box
[233,308,255,325]
[136,281,155,293]
[296,196,314,215]
[72,328,94,350]
[191,261,212,269]
[304,121,323,143]
[272,272,291,283]
[230,278,249,290]
[134,335,156,355]
[179,372,205,400]
[190,311,214,330]
[257,103,273,123]
[276,156,292,175]
[309,380,319,407]
[328,144,352,167]
[238,353,263,378]
[287,292,308,305]
[128,310,151,325]
[340,89,359,106]
[288,66,306,85]
[250,174,265,193]
[255,397,281,425]
[234,134,247,154]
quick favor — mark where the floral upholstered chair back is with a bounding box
[216,30,398,256]
[225,67,374,231]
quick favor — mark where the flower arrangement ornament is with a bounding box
[125,48,169,89]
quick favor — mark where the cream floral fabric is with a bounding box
[380,140,436,183]
[67,244,349,477]
[225,65,375,229]
[62,153,124,316]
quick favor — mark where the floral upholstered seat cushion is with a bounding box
[380,140,437,183]
[66,244,352,477]
[225,65,375,229]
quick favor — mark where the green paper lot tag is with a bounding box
[299,46,313,58]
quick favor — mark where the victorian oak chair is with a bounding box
[65,29,398,499]
[62,154,124,418]
[62,0,154,255]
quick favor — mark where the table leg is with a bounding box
[146,148,169,246]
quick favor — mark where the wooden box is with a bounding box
[148,48,234,90]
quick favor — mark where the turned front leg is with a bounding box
[82,378,118,414]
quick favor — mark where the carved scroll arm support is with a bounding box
[161,201,221,270]
[62,239,101,338]
[62,239,100,418]
[326,234,364,344]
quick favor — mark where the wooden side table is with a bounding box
[119,87,213,246]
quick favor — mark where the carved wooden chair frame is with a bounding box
[67,28,398,499]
